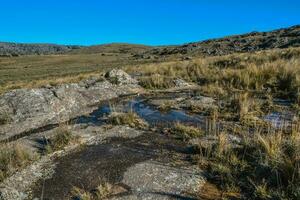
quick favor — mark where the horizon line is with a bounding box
[0,24,299,47]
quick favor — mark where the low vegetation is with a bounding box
[0,52,155,94]
[45,124,74,153]
[108,111,148,129]
[127,47,300,101]
[0,112,11,125]
[170,123,204,140]
[0,143,38,182]
[0,35,299,199]
[196,127,300,199]
[157,100,178,111]
[139,74,174,89]
[71,182,113,200]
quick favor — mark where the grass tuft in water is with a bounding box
[108,111,148,129]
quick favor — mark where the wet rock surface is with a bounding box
[30,129,203,200]
[146,92,216,114]
[1,83,297,200]
[0,79,218,200]
[0,71,141,142]
[0,126,144,200]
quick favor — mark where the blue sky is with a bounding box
[0,0,299,45]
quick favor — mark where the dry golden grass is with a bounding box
[126,47,300,101]
[0,52,153,94]
[197,124,300,199]
[0,143,38,182]
[171,123,204,140]
[71,182,113,200]
[45,124,74,153]
[0,72,103,94]
[1,46,300,99]
[108,111,148,129]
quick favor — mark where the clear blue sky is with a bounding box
[0,0,299,46]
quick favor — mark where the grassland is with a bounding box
[0,45,299,199]
[1,46,299,100]
[0,52,156,94]
[126,47,300,101]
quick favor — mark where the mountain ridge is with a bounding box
[0,24,299,57]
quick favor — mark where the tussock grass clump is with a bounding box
[108,111,148,129]
[139,74,174,89]
[0,112,11,125]
[71,186,92,200]
[157,100,177,112]
[199,84,227,98]
[171,123,204,140]
[237,93,251,119]
[45,125,74,153]
[0,143,38,182]
[197,129,300,199]
[94,182,113,199]
[127,47,300,101]
[224,92,265,126]
[71,182,113,200]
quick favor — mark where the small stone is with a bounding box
[173,78,191,87]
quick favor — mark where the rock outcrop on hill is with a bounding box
[0,42,81,56]
[144,25,300,56]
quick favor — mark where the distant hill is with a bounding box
[145,25,300,56]
[0,42,152,57]
[1,25,299,57]
[0,42,82,57]
[70,43,153,55]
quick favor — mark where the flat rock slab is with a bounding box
[29,128,203,200]
[112,161,205,200]
[0,126,144,200]
[0,71,142,142]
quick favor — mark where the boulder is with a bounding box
[105,69,138,85]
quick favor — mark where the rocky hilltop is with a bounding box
[0,42,81,56]
[139,25,300,56]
